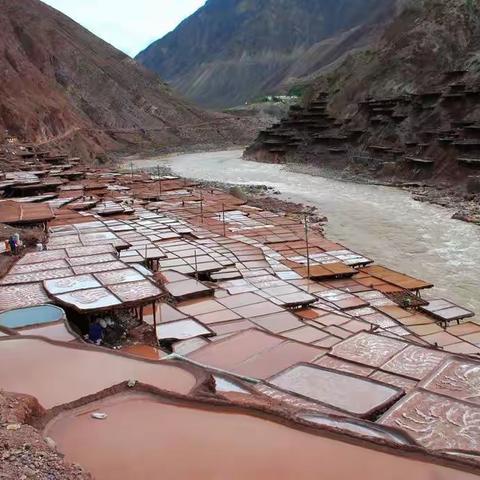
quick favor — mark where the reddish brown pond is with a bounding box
[45,393,478,480]
[0,338,196,408]
[120,344,165,361]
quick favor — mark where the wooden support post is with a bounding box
[194,249,199,281]
[304,213,311,280]
[157,165,162,196]
[152,301,157,342]
[200,189,204,223]
[222,203,226,237]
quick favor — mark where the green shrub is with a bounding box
[287,85,306,97]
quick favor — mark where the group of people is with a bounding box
[4,233,22,255]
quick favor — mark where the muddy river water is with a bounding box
[133,150,480,314]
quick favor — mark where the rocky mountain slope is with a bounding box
[245,0,480,199]
[0,0,257,160]
[136,0,400,109]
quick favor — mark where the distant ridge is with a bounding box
[136,0,399,109]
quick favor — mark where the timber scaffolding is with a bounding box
[2,146,480,476]
[247,67,480,173]
[252,92,336,155]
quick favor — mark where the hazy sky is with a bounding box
[42,0,205,57]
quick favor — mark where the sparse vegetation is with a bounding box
[287,85,307,98]
[465,0,475,13]
[251,94,299,104]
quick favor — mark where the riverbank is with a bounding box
[121,144,247,164]
[283,162,480,226]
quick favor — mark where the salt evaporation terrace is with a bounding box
[1,151,480,478]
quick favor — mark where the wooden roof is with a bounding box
[0,200,55,224]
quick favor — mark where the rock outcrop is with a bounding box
[0,391,92,479]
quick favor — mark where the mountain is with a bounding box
[0,0,257,160]
[136,0,401,109]
[245,0,480,191]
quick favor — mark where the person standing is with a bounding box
[88,321,104,345]
[8,235,16,255]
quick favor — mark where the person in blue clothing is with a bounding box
[88,321,103,345]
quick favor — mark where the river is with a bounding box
[132,150,480,315]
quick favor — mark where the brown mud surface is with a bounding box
[43,391,478,480]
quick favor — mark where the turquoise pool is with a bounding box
[0,305,66,329]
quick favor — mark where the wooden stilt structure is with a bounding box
[304,213,311,280]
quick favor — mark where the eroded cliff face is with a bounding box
[245,0,480,192]
[136,0,399,109]
[0,0,258,159]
